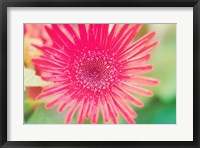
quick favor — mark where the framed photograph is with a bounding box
[0,0,199,147]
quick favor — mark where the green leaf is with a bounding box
[119,98,176,124]
[24,99,34,122]
[135,99,176,124]
[24,68,52,90]
[26,104,66,124]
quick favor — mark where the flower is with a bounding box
[24,24,48,67]
[24,24,51,44]
[24,24,46,101]
[32,24,159,124]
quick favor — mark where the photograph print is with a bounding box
[24,24,176,124]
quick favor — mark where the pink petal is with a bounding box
[121,82,153,97]
[121,64,153,75]
[114,24,142,54]
[91,95,99,124]
[36,84,69,100]
[77,97,89,124]
[63,24,80,45]
[45,26,63,48]
[121,54,151,68]
[111,25,129,48]
[85,97,94,119]
[45,94,66,109]
[100,94,110,123]
[111,93,136,124]
[57,89,81,112]
[113,86,144,107]
[65,99,82,124]
[134,41,159,57]
[78,24,87,45]
[122,76,160,86]
[107,24,118,49]
[111,92,137,117]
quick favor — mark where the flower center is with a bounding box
[74,51,120,92]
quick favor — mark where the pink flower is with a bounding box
[24,24,50,44]
[32,24,159,124]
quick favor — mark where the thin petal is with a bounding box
[78,24,87,44]
[91,95,100,124]
[121,64,153,75]
[105,94,118,124]
[118,32,156,59]
[122,76,160,86]
[107,24,118,49]
[121,82,153,97]
[63,24,80,45]
[36,84,69,100]
[100,93,110,123]
[65,99,82,124]
[77,97,89,124]
[110,24,129,52]
[57,89,81,112]
[85,96,94,119]
[45,26,62,48]
[51,24,76,51]
[111,93,136,124]
[134,41,159,57]
[111,92,137,117]
[115,24,142,54]
[121,54,151,68]
[45,94,66,109]
[113,86,144,107]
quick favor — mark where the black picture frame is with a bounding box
[0,0,199,147]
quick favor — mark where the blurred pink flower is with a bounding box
[24,24,50,44]
[24,24,50,68]
[32,24,159,124]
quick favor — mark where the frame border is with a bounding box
[0,0,199,147]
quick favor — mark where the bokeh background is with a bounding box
[24,24,176,124]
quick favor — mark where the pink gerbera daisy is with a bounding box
[32,24,159,124]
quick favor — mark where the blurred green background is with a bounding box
[24,24,176,124]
